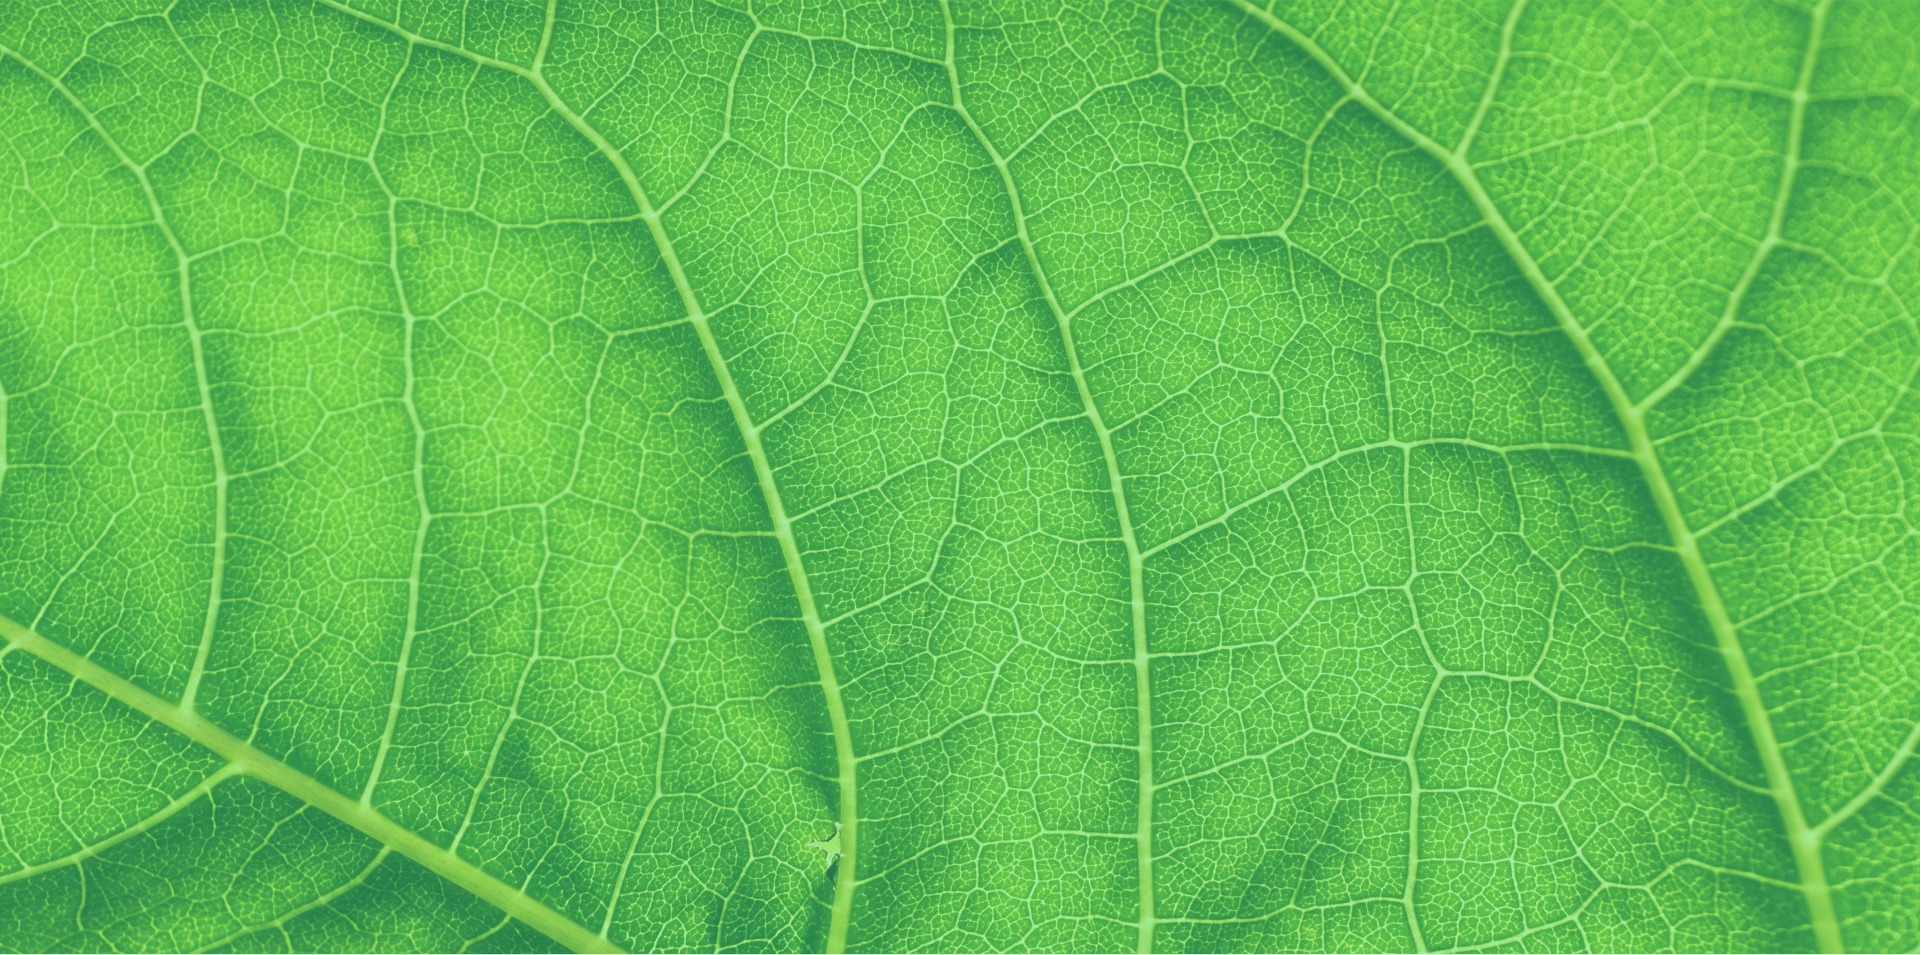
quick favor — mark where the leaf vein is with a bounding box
[1224,1,1845,949]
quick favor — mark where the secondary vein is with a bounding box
[936,5,1157,951]
[0,763,243,887]
[1224,1,1844,950]
[287,2,863,947]
[1639,0,1832,413]
[0,45,232,716]
[514,22,863,955]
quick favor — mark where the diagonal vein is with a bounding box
[936,4,1156,952]
[1222,0,1845,950]
[1638,0,1832,412]
[0,612,623,955]
[0,763,243,887]
[0,36,621,955]
[8,3,859,947]
[361,40,431,809]
[516,54,863,955]
[301,0,865,947]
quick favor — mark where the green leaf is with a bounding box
[1,0,1916,952]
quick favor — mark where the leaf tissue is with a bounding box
[2,0,1918,951]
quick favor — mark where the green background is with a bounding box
[2,0,1917,951]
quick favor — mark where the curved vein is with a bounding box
[193,1,863,947]
[0,764,243,887]
[0,43,231,715]
[192,847,393,953]
[936,4,1156,951]
[361,41,431,808]
[1637,0,1833,412]
[1222,1,1845,950]
[518,65,863,955]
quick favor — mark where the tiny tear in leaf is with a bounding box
[807,822,842,873]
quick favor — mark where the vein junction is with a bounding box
[2,0,1918,952]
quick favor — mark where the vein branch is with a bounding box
[361,41,431,808]
[1637,0,1832,413]
[0,612,623,955]
[290,3,862,947]
[0,763,243,887]
[13,5,858,948]
[0,44,231,715]
[515,29,861,955]
[1225,2,1844,950]
[938,5,1156,951]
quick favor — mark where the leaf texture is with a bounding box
[1,0,1918,952]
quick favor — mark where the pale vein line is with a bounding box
[299,3,862,947]
[0,612,621,955]
[362,40,430,809]
[937,4,1156,951]
[1401,674,1440,953]
[520,65,864,955]
[1224,0,1845,950]
[1454,0,1529,160]
[0,45,231,715]
[192,847,392,953]
[1143,437,1631,560]
[0,764,243,887]
[1637,0,1832,412]
[1816,713,1920,840]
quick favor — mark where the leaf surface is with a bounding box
[2,0,1918,952]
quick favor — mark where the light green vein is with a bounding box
[256,2,865,948]
[0,44,231,716]
[0,612,623,955]
[516,53,863,955]
[937,4,1156,952]
[1817,713,1920,840]
[1224,0,1845,950]
[1454,0,1529,161]
[1144,437,1634,561]
[361,41,432,809]
[0,763,243,887]
[0,33,622,955]
[192,848,393,953]
[1638,0,1833,412]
